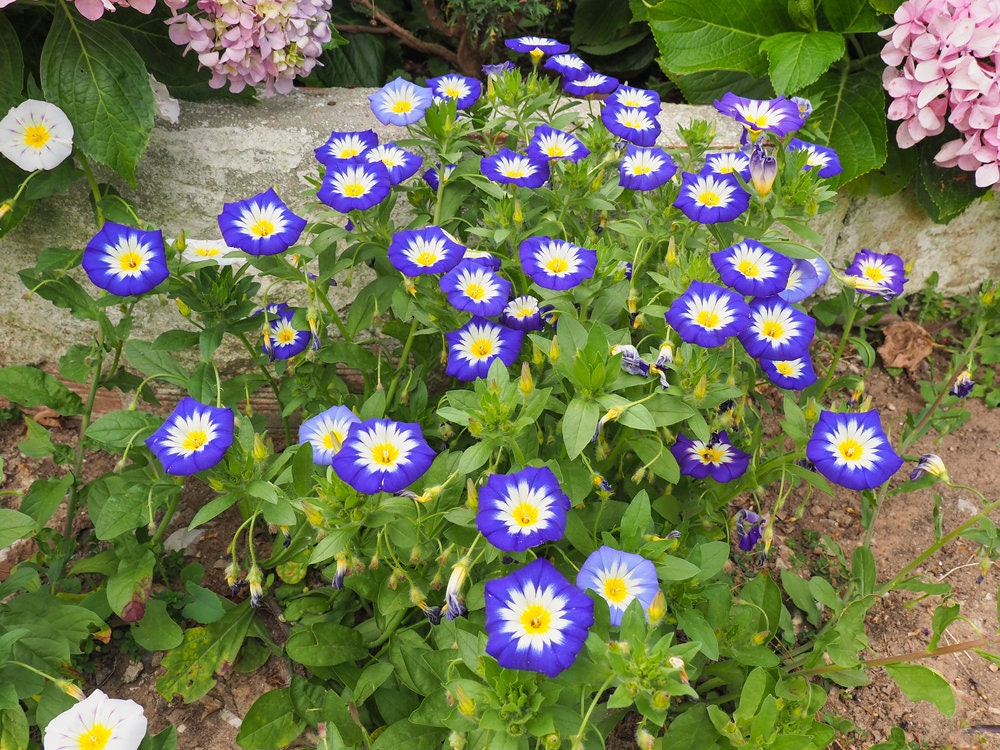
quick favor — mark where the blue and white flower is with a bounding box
[664,280,750,348]
[179,238,244,267]
[671,431,750,483]
[844,249,907,299]
[82,222,169,296]
[787,138,843,178]
[331,418,436,494]
[500,295,546,331]
[504,36,570,55]
[759,356,818,390]
[704,151,751,181]
[519,236,597,290]
[778,257,830,303]
[673,171,749,224]
[712,240,792,297]
[388,225,465,276]
[806,410,904,491]
[576,546,659,626]
[543,53,592,80]
[481,148,549,188]
[217,188,306,256]
[739,298,815,360]
[145,397,235,476]
[601,105,661,147]
[527,125,590,162]
[260,304,312,359]
[364,143,423,184]
[439,259,511,317]
[714,93,806,138]
[618,145,677,190]
[562,73,619,97]
[426,74,482,109]
[314,130,378,166]
[299,405,361,466]
[477,465,571,552]
[369,77,433,126]
[445,317,524,381]
[318,161,392,212]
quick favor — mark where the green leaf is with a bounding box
[353,661,395,704]
[236,689,306,750]
[285,622,367,668]
[182,582,227,624]
[822,0,881,32]
[107,547,155,620]
[0,509,36,550]
[780,569,821,625]
[914,136,988,223]
[19,474,73,528]
[868,0,904,12]
[851,545,876,598]
[315,31,389,87]
[41,8,155,183]
[0,13,23,113]
[804,67,887,185]
[157,603,254,702]
[645,0,793,76]
[759,31,844,95]
[85,410,161,452]
[88,475,150,540]
[884,663,955,716]
[0,707,29,750]
[620,490,650,549]
[370,720,447,750]
[562,398,600,460]
[124,340,190,384]
[929,602,960,650]
[0,366,82,414]
[131,598,184,651]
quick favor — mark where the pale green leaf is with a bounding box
[884,663,956,716]
[759,31,844,95]
[41,8,155,183]
[562,398,600,460]
[85,410,161,451]
[0,510,36,550]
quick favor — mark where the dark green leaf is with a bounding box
[0,707,28,750]
[563,397,600,460]
[0,13,23,113]
[914,136,988,223]
[285,622,367,668]
[41,9,155,183]
[85,410,161,451]
[928,602,960,650]
[124,340,189,384]
[760,31,844,94]
[182,582,226,624]
[236,689,306,750]
[822,0,881,32]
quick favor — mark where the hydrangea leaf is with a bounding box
[822,0,881,32]
[642,0,793,77]
[759,31,844,95]
[40,7,154,185]
[803,67,887,185]
[913,136,988,223]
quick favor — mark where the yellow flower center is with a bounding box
[511,502,538,528]
[415,251,437,267]
[340,147,360,158]
[465,283,485,301]
[371,441,400,467]
[276,328,296,344]
[838,438,863,462]
[521,603,550,634]
[322,430,343,450]
[698,446,724,464]
[697,190,721,207]
[118,251,143,272]
[182,430,207,452]
[545,257,568,274]
[252,219,274,237]
[467,336,492,358]
[776,362,794,376]
[505,168,526,178]
[445,86,462,98]
[696,310,720,328]
[864,267,885,281]
[24,124,51,149]
[547,146,565,157]
[343,183,365,197]
[602,576,628,604]
[195,247,220,257]
[634,165,651,175]
[762,321,784,339]
[77,724,113,750]
[737,259,760,277]
[393,101,412,114]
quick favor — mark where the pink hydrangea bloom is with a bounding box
[881,0,1000,188]
[63,0,154,20]
[167,0,332,96]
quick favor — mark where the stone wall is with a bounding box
[2,88,998,370]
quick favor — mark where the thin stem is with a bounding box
[384,317,419,407]
[571,673,616,749]
[801,633,1000,675]
[815,288,860,400]
[149,489,182,548]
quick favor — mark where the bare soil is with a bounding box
[2,344,999,749]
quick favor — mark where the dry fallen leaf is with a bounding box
[877,320,934,371]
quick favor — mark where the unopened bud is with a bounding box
[466,478,478,511]
[647,589,666,625]
[175,298,191,318]
[665,236,677,267]
[636,727,656,750]
[252,433,268,461]
[693,374,708,400]
[519,361,534,399]
[58,680,86,701]
[548,335,560,363]
[652,691,671,709]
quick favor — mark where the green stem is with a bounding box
[801,633,1000,676]
[149,489,182,548]
[815,288,860,401]
[384,317,419,407]
[237,331,290,445]
[368,609,407,650]
[571,673,616,749]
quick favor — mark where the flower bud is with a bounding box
[57,680,86,701]
[636,727,656,750]
[519,361,534,399]
[749,146,777,197]
[652,691,671,709]
[175,298,191,318]
[332,555,349,589]
[246,564,264,608]
[252,433,268,462]
[453,684,476,717]
[448,731,467,750]
[647,589,667,625]
[548,335,560,363]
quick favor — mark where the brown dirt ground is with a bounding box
[2,341,999,750]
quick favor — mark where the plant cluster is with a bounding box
[1,34,1000,750]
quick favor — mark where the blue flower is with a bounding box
[369,77,433,126]
[504,36,570,55]
[462,248,502,271]
[759,356,818,390]
[950,370,975,398]
[738,298,815,361]
[562,73,619,97]
[331,418,436,494]
[748,145,778,197]
[664,281,750,348]
[576,546,659,627]
[714,93,806,138]
[607,86,660,114]
[145,397,235,476]
[527,125,590,162]
[364,143,423,184]
[318,161,392,212]
[485,558,593,677]
[610,344,650,378]
[500,295,546,331]
[299,405,361,466]
[82,222,168,296]
[482,61,516,78]
[673,171,749,224]
[481,148,549,188]
[426,73,482,109]
[910,453,949,482]
[618,145,677,190]
[439,259,512,317]
[422,163,456,191]
[732,509,766,552]
[388,225,465,276]
[218,188,306,256]
[445,317,524,381]
[805,410,904,491]
[543,53,592,80]
[671,431,750,483]
[704,151,751,181]
[519,236,597,290]
[601,105,661,147]
[260,304,311,359]
[477,465,571,552]
[712,240,792,297]
[844,249,908,299]
[314,130,378,166]
[787,138,843,178]
[778,257,830,303]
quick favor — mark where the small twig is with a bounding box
[334,23,396,35]
[350,0,460,68]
